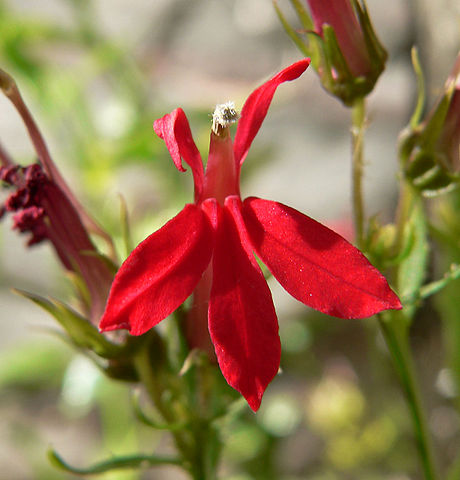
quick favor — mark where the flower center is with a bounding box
[211,102,240,136]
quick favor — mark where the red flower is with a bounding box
[100,60,401,410]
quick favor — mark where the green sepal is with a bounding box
[322,24,353,83]
[421,85,455,149]
[409,47,426,128]
[401,62,453,161]
[48,448,186,475]
[14,289,122,359]
[395,197,429,321]
[273,1,309,57]
[131,389,187,431]
[119,194,134,257]
[288,0,314,31]
[353,0,387,77]
[311,23,383,105]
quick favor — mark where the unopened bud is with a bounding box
[275,0,387,105]
[400,53,460,196]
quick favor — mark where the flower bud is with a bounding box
[400,53,460,196]
[275,0,387,105]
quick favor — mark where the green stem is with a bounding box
[133,337,193,475]
[351,96,366,248]
[378,314,439,480]
[134,333,219,480]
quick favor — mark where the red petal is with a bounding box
[233,59,310,165]
[154,108,204,201]
[209,196,280,411]
[100,204,213,336]
[242,198,402,318]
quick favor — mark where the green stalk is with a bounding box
[134,332,219,480]
[349,97,438,478]
[378,314,439,480]
[133,338,194,476]
[351,96,366,248]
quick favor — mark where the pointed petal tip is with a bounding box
[242,197,404,321]
[345,286,403,319]
[233,59,311,165]
[385,290,403,311]
[289,58,311,76]
[209,200,279,416]
[247,395,262,412]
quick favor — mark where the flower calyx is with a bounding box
[275,0,387,105]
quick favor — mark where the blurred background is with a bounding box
[0,0,459,479]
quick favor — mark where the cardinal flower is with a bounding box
[100,59,401,410]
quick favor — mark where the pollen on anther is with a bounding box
[212,101,239,134]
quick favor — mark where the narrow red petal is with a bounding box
[154,108,204,201]
[209,196,280,411]
[233,59,310,165]
[100,204,213,336]
[242,198,402,318]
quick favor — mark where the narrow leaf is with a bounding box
[48,449,185,475]
[15,289,122,358]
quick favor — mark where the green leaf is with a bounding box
[396,197,429,320]
[14,290,122,359]
[48,448,186,475]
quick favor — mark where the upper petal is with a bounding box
[100,204,213,336]
[233,59,310,166]
[242,197,402,318]
[209,196,280,411]
[154,108,204,201]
